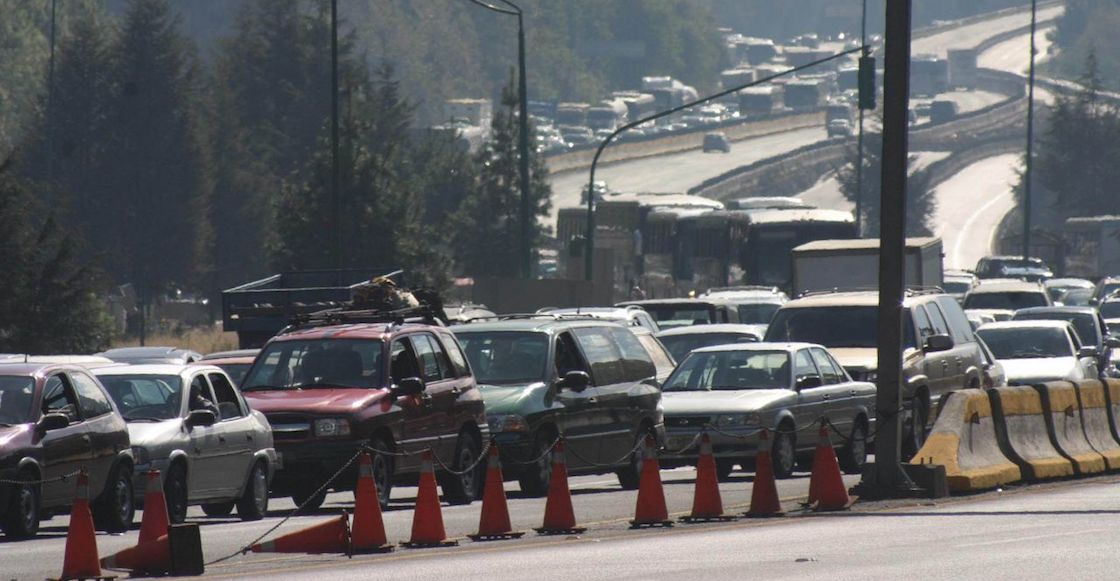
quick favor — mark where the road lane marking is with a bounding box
[950,163,1015,268]
[957,528,1107,549]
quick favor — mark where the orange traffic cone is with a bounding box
[250,513,351,554]
[745,429,784,517]
[629,436,673,528]
[138,469,169,544]
[534,440,586,535]
[101,534,171,575]
[401,451,458,548]
[682,433,735,523]
[807,422,853,511]
[469,443,525,541]
[52,470,104,581]
[351,453,394,553]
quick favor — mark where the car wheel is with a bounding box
[236,462,269,521]
[772,428,797,479]
[441,434,482,505]
[839,421,868,475]
[164,463,189,524]
[517,433,554,497]
[1,470,40,539]
[93,463,134,533]
[715,460,735,482]
[291,484,326,512]
[366,437,394,510]
[201,502,234,517]
[903,397,929,460]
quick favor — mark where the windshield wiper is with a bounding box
[294,382,367,390]
[126,417,165,422]
[241,384,286,392]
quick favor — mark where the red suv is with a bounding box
[241,319,488,509]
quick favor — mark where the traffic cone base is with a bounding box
[100,535,171,575]
[745,429,784,518]
[403,451,458,549]
[469,444,524,542]
[249,514,351,555]
[401,539,460,548]
[352,453,394,554]
[629,436,673,529]
[533,526,587,536]
[537,441,586,535]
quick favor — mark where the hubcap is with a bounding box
[776,436,794,473]
[19,487,35,530]
[116,477,132,522]
[252,467,268,512]
[372,455,390,504]
[536,442,553,486]
[852,429,867,465]
[459,447,475,493]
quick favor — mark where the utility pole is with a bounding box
[47,0,56,182]
[330,0,342,269]
[1022,0,1038,260]
[855,0,868,237]
[872,0,912,496]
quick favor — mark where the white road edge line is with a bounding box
[958,527,1107,549]
[949,160,1017,268]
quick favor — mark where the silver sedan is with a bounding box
[94,364,277,522]
[660,342,875,480]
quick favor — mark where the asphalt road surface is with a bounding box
[933,153,1022,270]
[4,465,861,580]
[167,475,1120,580]
[911,4,1064,58]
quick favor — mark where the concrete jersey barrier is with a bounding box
[988,385,1074,481]
[1101,379,1120,444]
[911,389,1021,492]
[1034,382,1106,476]
[1072,380,1120,470]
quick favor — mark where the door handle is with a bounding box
[823,394,831,400]
[451,386,462,396]
[219,435,227,443]
[420,393,433,406]
[247,434,253,441]
[587,397,598,404]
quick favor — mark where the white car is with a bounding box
[976,320,1099,385]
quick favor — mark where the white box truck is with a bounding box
[791,237,944,296]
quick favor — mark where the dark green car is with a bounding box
[453,318,665,495]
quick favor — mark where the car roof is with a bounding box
[978,320,1073,331]
[699,288,787,302]
[0,362,70,376]
[618,298,732,307]
[100,346,186,357]
[93,363,216,376]
[200,349,259,360]
[197,356,256,366]
[967,281,1045,293]
[452,318,624,334]
[1014,306,1097,316]
[1045,278,1094,288]
[689,341,819,354]
[656,324,765,337]
[273,322,401,341]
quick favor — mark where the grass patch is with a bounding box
[111,325,238,355]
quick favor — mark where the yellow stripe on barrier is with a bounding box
[1079,382,1108,409]
[963,395,994,420]
[995,388,1045,416]
[1045,383,1079,413]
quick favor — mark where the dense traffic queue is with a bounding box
[4,264,1120,541]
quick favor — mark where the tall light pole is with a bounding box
[1022,0,1038,261]
[468,0,533,279]
[855,0,868,237]
[331,0,341,269]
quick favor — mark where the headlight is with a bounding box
[313,418,351,437]
[487,414,530,433]
[131,446,150,466]
[716,413,760,427]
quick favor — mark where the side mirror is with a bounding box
[557,370,591,391]
[391,377,425,398]
[1078,346,1099,359]
[186,409,216,428]
[37,412,70,432]
[924,334,954,353]
[1107,338,1120,349]
[796,375,823,390]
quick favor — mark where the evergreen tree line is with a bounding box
[5,0,553,352]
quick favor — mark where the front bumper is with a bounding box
[660,426,763,463]
[270,439,366,493]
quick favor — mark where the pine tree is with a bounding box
[452,73,553,277]
[836,131,935,237]
[102,0,211,306]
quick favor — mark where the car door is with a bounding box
[205,371,255,497]
[185,373,223,498]
[808,347,856,435]
[39,373,94,506]
[913,304,947,394]
[388,337,430,473]
[1069,327,1099,378]
[553,330,609,468]
[409,333,461,460]
[792,348,828,432]
[68,371,124,498]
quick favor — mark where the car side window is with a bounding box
[636,334,676,376]
[555,332,590,379]
[69,372,113,419]
[390,338,422,383]
[189,374,218,413]
[809,349,842,385]
[1068,328,1082,351]
[42,374,80,422]
[794,349,819,380]
[609,327,657,382]
[926,303,951,336]
[936,297,976,343]
[207,373,245,420]
[437,333,472,377]
[912,305,935,339]
[572,327,626,385]
[411,334,448,382]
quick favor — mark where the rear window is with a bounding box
[964,291,1048,310]
[1014,312,1097,346]
[659,332,759,362]
[455,332,549,385]
[641,305,716,329]
[766,306,916,350]
[735,303,780,324]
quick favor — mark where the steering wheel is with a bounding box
[123,404,171,420]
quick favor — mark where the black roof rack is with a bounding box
[704,285,780,294]
[796,286,945,299]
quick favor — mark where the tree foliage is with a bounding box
[1049,0,1120,91]
[837,132,935,237]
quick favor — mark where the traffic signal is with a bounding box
[858,56,876,111]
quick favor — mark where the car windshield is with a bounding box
[765,306,916,349]
[1101,302,1120,319]
[456,332,549,385]
[735,303,780,324]
[0,376,35,425]
[659,333,758,362]
[664,350,790,391]
[1062,289,1093,306]
[943,280,972,294]
[215,363,251,385]
[1013,313,1097,346]
[97,374,183,421]
[242,339,385,390]
[964,292,1048,310]
[642,305,715,329]
[977,327,1072,359]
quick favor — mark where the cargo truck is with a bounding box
[791,237,943,296]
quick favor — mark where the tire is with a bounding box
[839,420,868,475]
[164,462,189,524]
[441,434,483,506]
[291,485,326,512]
[366,437,394,510]
[93,463,134,533]
[715,460,735,482]
[517,433,554,497]
[1,470,40,539]
[201,502,234,517]
[616,428,654,490]
[903,396,929,460]
[772,427,797,479]
[236,462,269,521]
